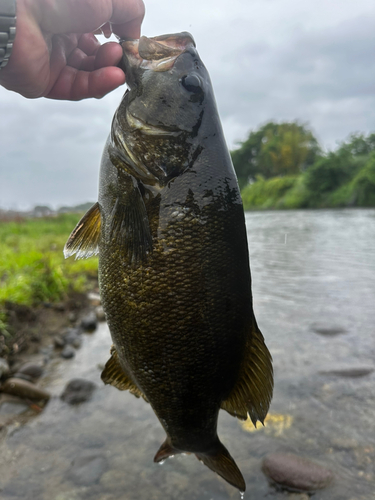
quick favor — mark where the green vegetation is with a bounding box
[231,124,375,210]
[0,213,97,328]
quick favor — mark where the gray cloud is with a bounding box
[1,0,374,208]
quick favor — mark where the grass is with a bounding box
[241,154,375,210]
[0,213,98,307]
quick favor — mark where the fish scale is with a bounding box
[64,31,273,492]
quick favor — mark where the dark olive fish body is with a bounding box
[65,33,273,492]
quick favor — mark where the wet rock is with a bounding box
[0,378,50,401]
[61,345,76,359]
[68,311,78,323]
[262,453,334,492]
[87,292,101,306]
[95,306,106,322]
[320,367,374,378]
[81,314,98,332]
[0,358,9,379]
[311,323,347,336]
[12,372,34,382]
[61,378,97,404]
[54,335,65,348]
[64,328,82,345]
[0,399,29,415]
[16,362,44,379]
[72,337,82,349]
[66,449,107,485]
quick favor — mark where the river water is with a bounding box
[1,208,375,500]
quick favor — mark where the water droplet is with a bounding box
[239,491,245,500]
[159,460,165,465]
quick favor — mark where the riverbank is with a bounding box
[0,213,99,358]
[1,209,374,499]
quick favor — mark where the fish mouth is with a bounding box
[119,32,196,73]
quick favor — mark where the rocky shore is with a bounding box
[0,290,105,433]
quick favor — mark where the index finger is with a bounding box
[34,0,145,36]
[111,0,145,38]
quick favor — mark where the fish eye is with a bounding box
[180,74,203,94]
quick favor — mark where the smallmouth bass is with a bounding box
[65,32,273,492]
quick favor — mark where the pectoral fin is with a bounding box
[108,173,153,266]
[64,202,101,260]
[101,345,148,402]
[221,322,273,426]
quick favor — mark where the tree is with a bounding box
[231,121,321,189]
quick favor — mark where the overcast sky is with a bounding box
[1,0,375,210]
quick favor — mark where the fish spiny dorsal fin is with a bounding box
[101,345,148,402]
[221,321,273,426]
[196,440,246,492]
[64,202,101,260]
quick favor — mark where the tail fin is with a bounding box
[196,441,246,492]
[154,437,246,492]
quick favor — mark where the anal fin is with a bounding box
[221,322,273,426]
[101,345,148,402]
[64,202,101,260]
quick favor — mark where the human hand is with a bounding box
[0,0,145,100]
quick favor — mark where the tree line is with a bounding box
[231,122,375,209]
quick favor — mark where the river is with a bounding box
[1,208,374,500]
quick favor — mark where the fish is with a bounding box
[64,32,273,492]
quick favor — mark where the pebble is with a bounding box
[262,452,334,492]
[0,358,10,379]
[66,449,107,485]
[60,379,97,404]
[68,311,78,323]
[320,367,374,378]
[61,345,76,359]
[87,292,101,306]
[12,372,34,382]
[16,362,44,379]
[81,314,98,332]
[0,378,50,401]
[54,335,66,348]
[311,323,347,336]
[71,337,82,349]
[64,328,82,345]
[95,306,106,322]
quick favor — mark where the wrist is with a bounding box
[0,0,17,70]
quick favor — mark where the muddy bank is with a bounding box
[0,287,104,431]
[0,287,100,360]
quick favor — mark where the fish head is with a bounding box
[111,32,214,186]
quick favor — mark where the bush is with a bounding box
[241,176,298,210]
[351,154,375,206]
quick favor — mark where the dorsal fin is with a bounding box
[101,345,148,402]
[221,322,273,426]
[64,202,101,260]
